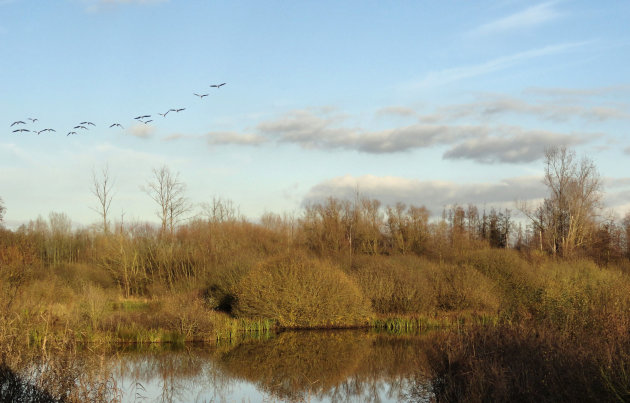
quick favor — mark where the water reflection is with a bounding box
[111,329,435,402]
[2,330,435,402]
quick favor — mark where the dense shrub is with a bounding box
[234,254,372,328]
[428,263,500,313]
[350,255,435,314]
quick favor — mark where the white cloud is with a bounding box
[127,123,155,139]
[375,106,418,118]
[256,109,599,160]
[257,109,487,153]
[471,2,560,36]
[410,41,591,89]
[439,94,630,122]
[443,129,591,164]
[206,131,267,146]
[303,174,547,216]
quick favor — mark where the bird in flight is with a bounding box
[28,118,38,123]
[194,93,209,98]
[67,131,77,136]
[210,83,226,89]
[134,115,151,120]
[12,128,30,133]
[159,111,171,117]
[109,123,124,129]
[10,121,26,127]
[174,108,185,113]
[43,128,56,133]
[143,120,153,124]
[74,125,88,130]
[80,121,95,126]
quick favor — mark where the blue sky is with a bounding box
[1,0,630,227]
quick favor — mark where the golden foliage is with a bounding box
[234,254,372,328]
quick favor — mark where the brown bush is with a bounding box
[233,254,372,328]
[350,255,435,314]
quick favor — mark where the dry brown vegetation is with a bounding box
[2,147,630,400]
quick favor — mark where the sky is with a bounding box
[1,0,630,228]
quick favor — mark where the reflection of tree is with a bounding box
[335,334,435,403]
[3,331,436,402]
[110,347,233,403]
[218,330,371,401]
[1,347,119,402]
[216,330,435,402]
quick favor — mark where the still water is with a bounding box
[110,329,435,402]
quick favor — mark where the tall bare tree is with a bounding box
[521,146,602,257]
[143,165,191,235]
[90,165,115,233]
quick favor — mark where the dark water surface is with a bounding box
[110,329,435,402]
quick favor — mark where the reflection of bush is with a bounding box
[218,330,371,401]
[234,254,372,328]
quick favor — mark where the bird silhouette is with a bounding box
[67,131,77,136]
[43,128,56,132]
[109,123,124,129]
[80,121,95,126]
[10,121,26,127]
[194,93,209,98]
[74,125,88,130]
[12,128,29,133]
[175,108,185,113]
[210,83,226,89]
[28,118,38,123]
[143,120,153,124]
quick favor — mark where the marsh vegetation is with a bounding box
[1,147,630,401]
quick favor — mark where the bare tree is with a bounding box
[521,146,602,257]
[143,165,191,235]
[90,165,115,233]
[201,197,240,223]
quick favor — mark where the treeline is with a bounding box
[1,146,630,299]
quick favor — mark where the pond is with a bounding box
[107,329,435,402]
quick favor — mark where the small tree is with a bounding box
[143,165,191,236]
[90,165,115,233]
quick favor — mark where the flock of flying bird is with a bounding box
[8,83,226,136]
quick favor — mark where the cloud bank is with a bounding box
[303,174,547,215]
